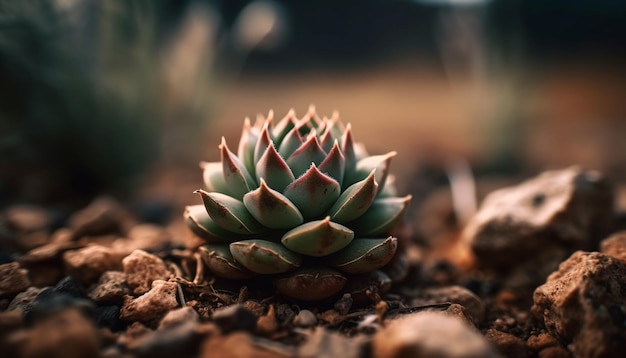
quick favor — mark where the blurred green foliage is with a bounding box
[0,0,164,205]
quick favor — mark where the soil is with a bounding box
[1,164,625,358]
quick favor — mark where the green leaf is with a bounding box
[278,126,304,159]
[201,161,231,196]
[255,142,294,192]
[325,237,398,274]
[286,132,327,178]
[243,179,303,229]
[184,205,240,243]
[274,267,347,301]
[272,109,297,143]
[283,164,340,219]
[350,195,412,236]
[237,118,260,176]
[281,217,354,257]
[220,137,255,199]
[230,239,302,274]
[318,140,346,185]
[199,244,256,279]
[195,190,263,235]
[353,151,397,194]
[327,170,378,223]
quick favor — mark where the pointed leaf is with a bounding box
[281,217,354,257]
[274,267,347,301]
[349,195,412,236]
[327,170,378,223]
[199,244,256,279]
[201,161,231,195]
[319,123,335,153]
[352,151,397,194]
[286,133,327,177]
[184,205,239,243]
[326,237,398,274]
[318,140,346,185]
[195,190,263,235]
[255,142,294,192]
[237,118,260,176]
[220,137,255,199]
[341,123,357,188]
[278,126,304,159]
[283,164,340,219]
[243,179,303,229]
[272,109,297,143]
[253,123,273,165]
[230,239,302,274]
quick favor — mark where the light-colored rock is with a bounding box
[122,250,171,295]
[0,262,31,299]
[120,280,179,324]
[63,244,123,284]
[158,307,199,330]
[463,167,612,269]
[373,312,500,358]
[88,271,129,304]
[532,251,626,357]
[600,231,626,264]
[411,286,485,325]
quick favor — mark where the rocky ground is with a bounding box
[1,166,625,358]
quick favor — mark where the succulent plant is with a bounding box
[185,106,411,300]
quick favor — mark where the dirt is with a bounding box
[1,165,625,358]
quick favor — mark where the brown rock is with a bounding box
[299,327,368,358]
[532,251,626,358]
[4,205,52,251]
[18,308,100,358]
[373,312,501,358]
[7,287,46,312]
[69,196,134,238]
[211,304,257,333]
[463,167,612,270]
[538,346,571,358]
[527,332,560,352]
[122,250,171,295]
[485,329,530,358]
[120,280,179,324]
[600,231,626,263]
[411,286,485,325]
[63,245,124,284]
[256,305,279,337]
[158,307,199,330]
[0,262,31,299]
[200,332,292,358]
[88,271,129,304]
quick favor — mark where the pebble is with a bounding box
[0,262,31,298]
[211,304,257,333]
[532,251,626,357]
[69,196,134,238]
[484,329,530,358]
[17,308,100,358]
[599,231,626,263]
[463,167,612,271]
[372,311,501,358]
[158,307,199,330]
[122,250,172,295]
[120,280,179,325]
[256,305,279,336]
[63,244,124,284]
[7,287,46,313]
[293,309,317,328]
[88,271,129,304]
[411,285,485,325]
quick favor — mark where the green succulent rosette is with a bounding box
[186,107,411,300]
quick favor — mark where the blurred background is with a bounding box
[1,0,626,222]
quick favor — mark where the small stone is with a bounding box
[19,241,80,265]
[299,327,368,358]
[0,262,31,298]
[294,309,317,328]
[200,332,291,358]
[129,321,202,358]
[538,346,571,358]
[211,304,257,333]
[463,167,612,270]
[63,244,124,284]
[600,231,626,263]
[444,303,476,327]
[4,205,52,251]
[532,251,626,357]
[241,300,266,317]
[19,308,100,358]
[372,312,500,358]
[485,329,530,358]
[88,271,129,304]
[256,305,279,336]
[158,307,199,330]
[527,332,560,352]
[69,196,134,238]
[120,280,179,325]
[411,286,485,325]
[123,250,172,295]
[7,287,45,313]
[53,276,85,298]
